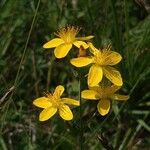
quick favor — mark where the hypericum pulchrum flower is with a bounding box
[43,26,94,58]
[33,85,80,121]
[82,85,129,116]
[70,43,123,86]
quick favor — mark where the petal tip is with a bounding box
[43,44,48,49]
[54,44,72,58]
[64,116,73,121]
[39,115,47,121]
[116,80,123,86]
[100,112,109,116]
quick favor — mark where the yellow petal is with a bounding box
[88,42,100,54]
[110,94,129,100]
[102,51,122,65]
[103,66,123,86]
[81,90,100,100]
[73,41,89,49]
[62,98,80,106]
[39,107,57,121]
[97,99,110,116]
[88,65,103,87]
[54,43,72,58]
[59,104,73,120]
[43,38,64,48]
[53,85,64,98]
[33,97,52,108]
[89,85,103,97]
[70,57,93,67]
[76,35,94,40]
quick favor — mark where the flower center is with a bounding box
[101,92,108,99]
[45,93,61,108]
[55,26,80,44]
[97,87,109,99]
[94,52,104,66]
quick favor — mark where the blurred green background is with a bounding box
[0,0,150,149]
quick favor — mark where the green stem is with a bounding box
[110,0,121,52]
[46,56,55,91]
[124,0,131,81]
[0,0,41,131]
[79,76,83,150]
[14,0,41,87]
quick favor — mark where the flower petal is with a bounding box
[103,66,123,86]
[53,85,64,98]
[97,99,110,116]
[59,104,73,120]
[89,85,103,97]
[76,35,94,40]
[110,94,129,101]
[88,42,100,55]
[81,90,100,100]
[43,38,64,48]
[39,107,57,121]
[33,97,52,108]
[70,57,93,67]
[102,51,122,65]
[88,65,103,87]
[62,98,80,106]
[73,41,89,49]
[54,43,72,58]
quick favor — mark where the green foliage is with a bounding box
[0,0,150,149]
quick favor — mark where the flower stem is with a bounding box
[79,77,83,150]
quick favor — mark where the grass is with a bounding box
[0,0,150,149]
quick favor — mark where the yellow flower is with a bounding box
[33,85,80,121]
[82,85,129,116]
[70,43,123,86]
[43,26,94,58]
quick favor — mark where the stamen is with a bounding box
[54,26,81,43]
[43,92,52,98]
[102,44,112,52]
[106,44,112,51]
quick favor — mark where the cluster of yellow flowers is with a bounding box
[33,26,129,121]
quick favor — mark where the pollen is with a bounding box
[55,26,80,44]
